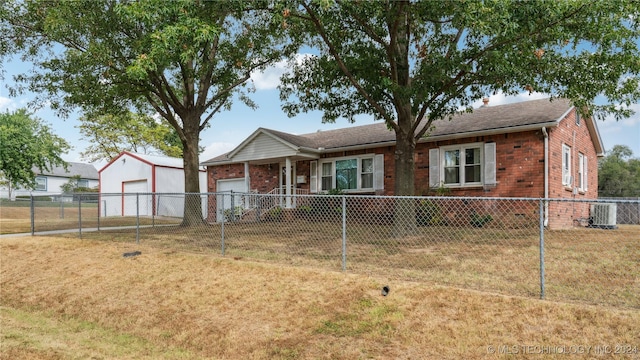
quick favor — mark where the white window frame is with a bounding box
[439,143,484,187]
[360,157,374,189]
[77,179,89,188]
[578,152,587,192]
[317,154,380,193]
[562,144,572,187]
[35,176,47,191]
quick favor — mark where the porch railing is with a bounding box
[224,187,310,222]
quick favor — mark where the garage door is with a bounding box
[123,180,150,216]
[216,179,246,222]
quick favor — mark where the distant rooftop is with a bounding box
[35,162,98,180]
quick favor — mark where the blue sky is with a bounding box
[1,56,639,169]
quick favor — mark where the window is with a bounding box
[321,163,332,191]
[336,159,357,190]
[575,112,581,126]
[578,153,587,192]
[443,149,460,184]
[562,144,572,186]
[316,155,383,192]
[77,179,89,188]
[361,158,373,189]
[442,144,483,186]
[35,176,47,191]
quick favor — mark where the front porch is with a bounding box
[208,153,314,223]
[217,186,311,223]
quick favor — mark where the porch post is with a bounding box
[244,162,250,190]
[285,157,292,208]
[244,161,250,208]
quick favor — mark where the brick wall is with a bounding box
[547,109,599,228]
[208,163,284,193]
[414,131,547,198]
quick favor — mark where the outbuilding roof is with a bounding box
[98,151,187,172]
[36,162,98,180]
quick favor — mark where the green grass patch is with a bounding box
[0,306,194,359]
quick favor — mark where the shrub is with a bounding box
[224,206,244,222]
[264,206,283,222]
[295,205,312,219]
[415,199,441,226]
[470,213,493,227]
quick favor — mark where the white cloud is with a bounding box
[250,53,315,91]
[472,91,549,108]
[250,60,287,90]
[0,96,15,112]
[200,141,236,162]
[597,102,640,134]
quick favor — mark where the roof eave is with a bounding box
[419,121,561,143]
[200,148,320,166]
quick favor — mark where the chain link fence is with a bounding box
[6,192,639,308]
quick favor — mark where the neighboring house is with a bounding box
[99,151,207,217]
[0,162,99,200]
[201,98,604,228]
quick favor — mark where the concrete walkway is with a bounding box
[0,225,142,238]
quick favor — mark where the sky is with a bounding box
[1,56,639,170]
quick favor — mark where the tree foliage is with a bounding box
[598,145,640,197]
[0,109,70,196]
[77,111,184,162]
[3,0,297,224]
[60,175,97,194]
[279,0,640,197]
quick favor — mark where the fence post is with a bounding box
[30,194,35,235]
[136,193,140,245]
[78,194,82,239]
[97,195,100,231]
[221,194,225,256]
[342,196,347,272]
[152,193,156,227]
[539,199,545,300]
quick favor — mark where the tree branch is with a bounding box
[302,1,394,125]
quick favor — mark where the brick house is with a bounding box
[201,98,604,227]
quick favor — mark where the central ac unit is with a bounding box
[590,203,617,229]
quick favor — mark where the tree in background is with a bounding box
[598,145,640,197]
[0,109,71,199]
[77,111,184,163]
[3,0,297,225]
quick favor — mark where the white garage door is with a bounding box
[123,180,150,216]
[216,179,246,222]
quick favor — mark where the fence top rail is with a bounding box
[91,192,640,204]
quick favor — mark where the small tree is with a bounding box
[4,0,298,225]
[0,109,70,198]
[598,145,640,197]
[77,111,184,162]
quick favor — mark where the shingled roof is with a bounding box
[35,162,98,179]
[202,98,583,165]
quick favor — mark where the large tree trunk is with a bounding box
[181,116,204,226]
[389,1,417,237]
[392,109,418,237]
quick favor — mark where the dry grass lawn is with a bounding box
[0,204,177,234]
[1,236,639,359]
